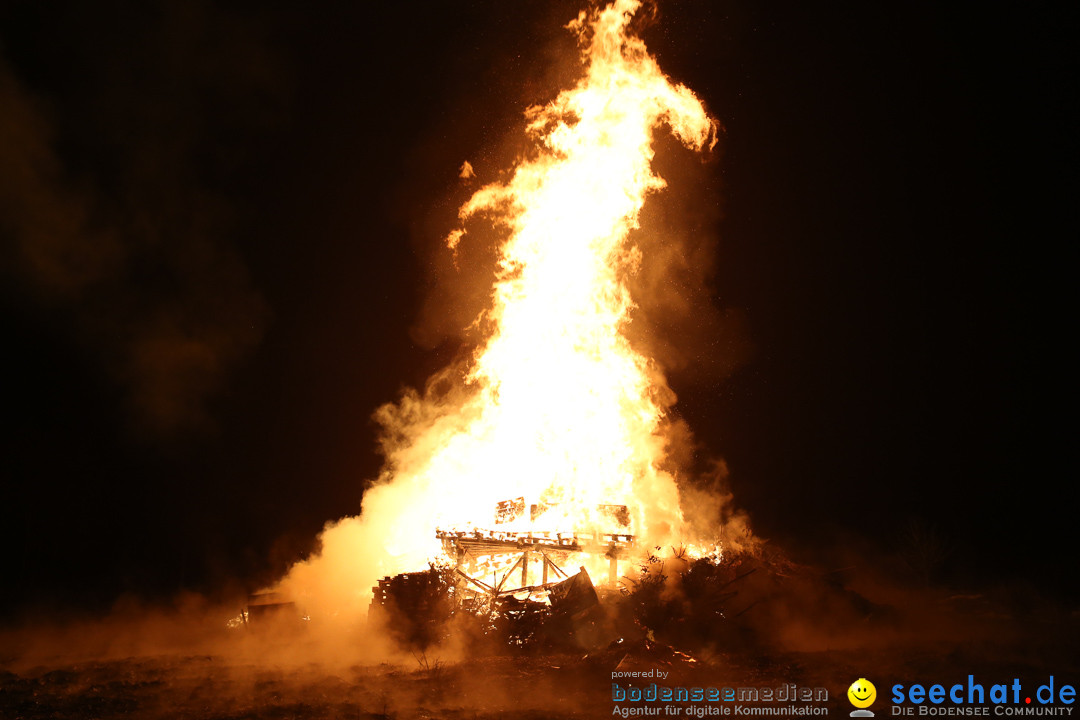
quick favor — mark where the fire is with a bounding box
[282,0,722,619]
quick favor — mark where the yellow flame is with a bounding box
[439,0,715,537]
[281,0,719,619]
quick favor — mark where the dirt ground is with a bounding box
[2,586,1077,720]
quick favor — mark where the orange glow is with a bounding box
[281,0,724,620]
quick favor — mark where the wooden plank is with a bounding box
[495,554,524,593]
[455,568,494,594]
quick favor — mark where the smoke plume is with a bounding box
[0,4,277,435]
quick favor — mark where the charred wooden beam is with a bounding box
[495,555,525,593]
[455,568,495,594]
[436,529,634,557]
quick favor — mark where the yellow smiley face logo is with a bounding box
[848,679,876,708]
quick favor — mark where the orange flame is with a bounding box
[282,0,722,620]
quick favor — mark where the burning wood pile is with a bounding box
[366,524,789,658]
[437,497,633,594]
[364,499,812,657]
[370,497,629,648]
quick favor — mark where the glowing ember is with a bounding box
[281,0,724,620]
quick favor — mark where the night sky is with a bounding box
[1,1,1074,616]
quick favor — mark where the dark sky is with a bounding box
[0,1,1074,615]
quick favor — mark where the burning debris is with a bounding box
[547,567,601,616]
[317,497,752,655]
[366,538,810,661]
[438,498,634,594]
[370,568,457,650]
[369,497,628,651]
